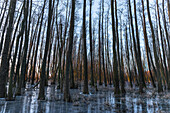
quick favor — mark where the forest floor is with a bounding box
[0,82,170,113]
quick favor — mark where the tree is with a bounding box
[167,0,170,23]
[141,0,156,88]
[0,0,8,29]
[111,0,120,94]
[0,0,8,55]
[134,0,146,89]
[161,0,170,89]
[128,0,145,93]
[64,0,76,102]
[157,0,169,90]
[7,8,25,100]
[83,0,89,94]
[89,0,94,86]
[119,21,126,94]
[38,0,54,100]
[101,0,107,87]
[0,0,17,98]
[98,3,102,85]
[20,0,30,89]
[146,0,163,92]
[125,24,133,88]
[31,0,46,85]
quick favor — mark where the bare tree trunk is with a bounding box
[125,25,133,88]
[167,0,170,23]
[111,0,120,94]
[7,16,25,100]
[98,4,102,85]
[0,13,9,55]
[83,0,89,94]
[70,60,75,89]
[32,1,46,85]
[61,0,69,92]
[129,0,144,93]
[157,0,169,90]
[64,0,75,102]
[38,0,54,100]
[106,9,111,85]
[146,0,163,92]
[0,0,8,29]
[162,0,170,89]
[134,0,146,89]
[8,5,23,62]
[141,0,156,88]
[120,22,125,94]
[25,0,33,82]
[0,0,17,98]
[20,0,29,89]
[46,16,55,86]
[89,0,94,86]
[129,22,139,86]
[102,0,107,87]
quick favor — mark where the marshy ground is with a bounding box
[0,82,170,113]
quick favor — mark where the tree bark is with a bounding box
[98,4,102,85]
[146,0,163,92]
[83,0,89,94]
[31,1,46,85]
[111,0,120,94]
[89,0,94,86]
[0,0,17,98]
[64,0,75,102]
[38,0,54,100]
[141,0,156,88]
[101,0,107,87]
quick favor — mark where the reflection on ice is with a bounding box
[0,84,170,113]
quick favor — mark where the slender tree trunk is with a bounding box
[89,0,94,86]
[64,0,75,102]
[120,22,125,94]
[98,4,102,85]
[0,13,9,55]
[7,18,25,100]
[32,1,46,85]
[0,0,17,98]
[70,60,75,89]
[83,0,89,94]
[38,0,53,100]
[106,10,111,85]
[162,0,170,89]
[156,0,169,89]
[25,0,33,82]
[125,25,133,88]
[8,5,23,62]
[129,0,144,93]
[111,0,120,94]
[16,0,28,95]
[61,0,69,92]
[46,17,55,86]
[129,23,139,86]
[134,0,146,89]
[15,34,24,90]
[146,0,163,92]
[101,0,107,87]
[0,0,8,29]
[167,0,170,23]
[141,0,156,88]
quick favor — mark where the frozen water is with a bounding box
[0,83,170,113]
